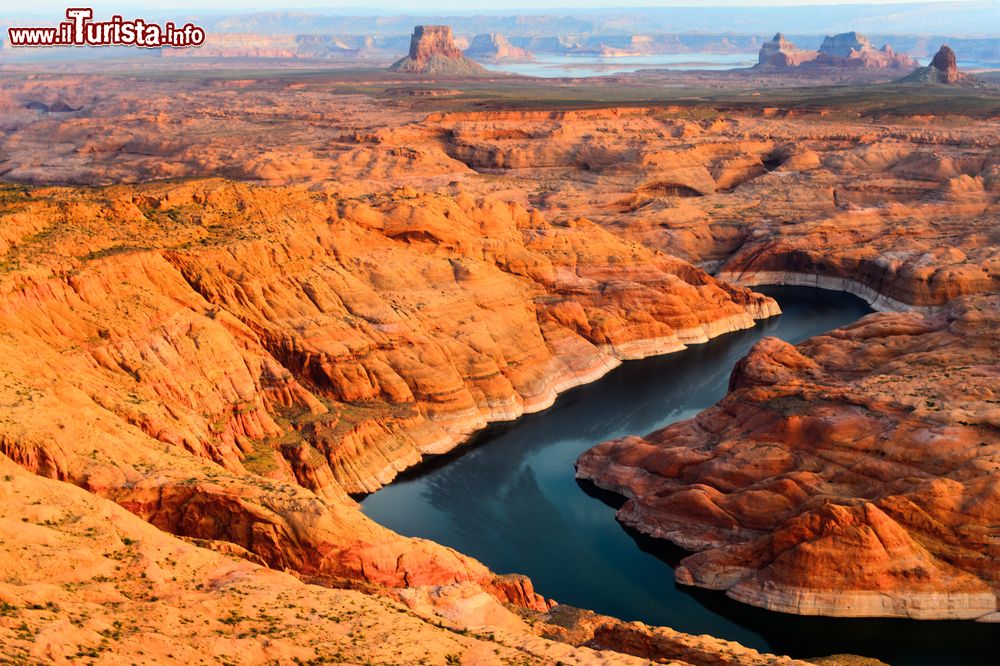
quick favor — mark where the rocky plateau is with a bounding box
[0,57,997,663]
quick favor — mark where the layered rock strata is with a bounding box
[756,31,918,70]
[1,71,999,636]
[578,295,1000,619]
[0,178,775,613]
[757,33,818,67]
[390,25,488,76]
[3,454,810,665]
[465,33,533,61]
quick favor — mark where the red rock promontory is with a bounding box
[578,296,1000,619]
[390,25,488,75]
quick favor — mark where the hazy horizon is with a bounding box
[2,1,997,40]
[5,0,999,15]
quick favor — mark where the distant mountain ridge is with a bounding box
[133,3,1000,37]
[3,4,998,65]
[6,4,994,37]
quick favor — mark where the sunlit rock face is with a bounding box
[579,295,1000,619]
[897,45,981,86]
[757,31,918,70]
[757,33,818,67]
[390,25,488,75]
[465,33,533,61]
[0,66,998,660]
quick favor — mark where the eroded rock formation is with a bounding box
[0,69,998,662]
[4,454,783,665]
[0,172,779,625]
[578,296,1000,619]
[930,44,960,79]
[390,25,488,75]
[897,45,982,86]
[814,32,919,69]
[757,33,818,67]
[465,33,533,61]
[757,31,918,70]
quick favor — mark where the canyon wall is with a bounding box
[0,175,775,610]
[0,72,997,645]
[578,295,1000,619]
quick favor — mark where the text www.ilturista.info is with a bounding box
[7,8,205,48]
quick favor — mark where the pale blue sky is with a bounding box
[8,0,986,13]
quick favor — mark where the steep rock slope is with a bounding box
[0,178,774,608]
[757,33,818,67]
[466,33,533,61]
[897,45,983,86]
[1,453,770,665]
[390,25,488,76]
[579,295,1000,619]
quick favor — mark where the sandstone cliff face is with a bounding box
[930,44,959,79]
[1,72,999,635]
[757,31,918,70]
[390,25,488,76]
[897,45,978,86]
[465,33,533,61]
[814,32,919,69]
[0,178,775,615]
[757,33,818,67]
[0,454,700,665]
[578,295,1000,619]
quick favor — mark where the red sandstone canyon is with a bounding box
[0,3,998,665]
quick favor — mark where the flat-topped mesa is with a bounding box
[814,31,918,69]
[390,25,488,76]
[410,25,463,60]
[757,30,918,70]
[465,33,533,61]
[817,31,873,58]
[757,32,818,67]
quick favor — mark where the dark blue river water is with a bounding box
[362,286,995,665]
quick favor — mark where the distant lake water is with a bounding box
[481,52,756,77]
[480,52,999,78]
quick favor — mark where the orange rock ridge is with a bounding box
[0,176,775,614]
[7,454,806,665]
[0,69,998,662]
[578,296,1000,619]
